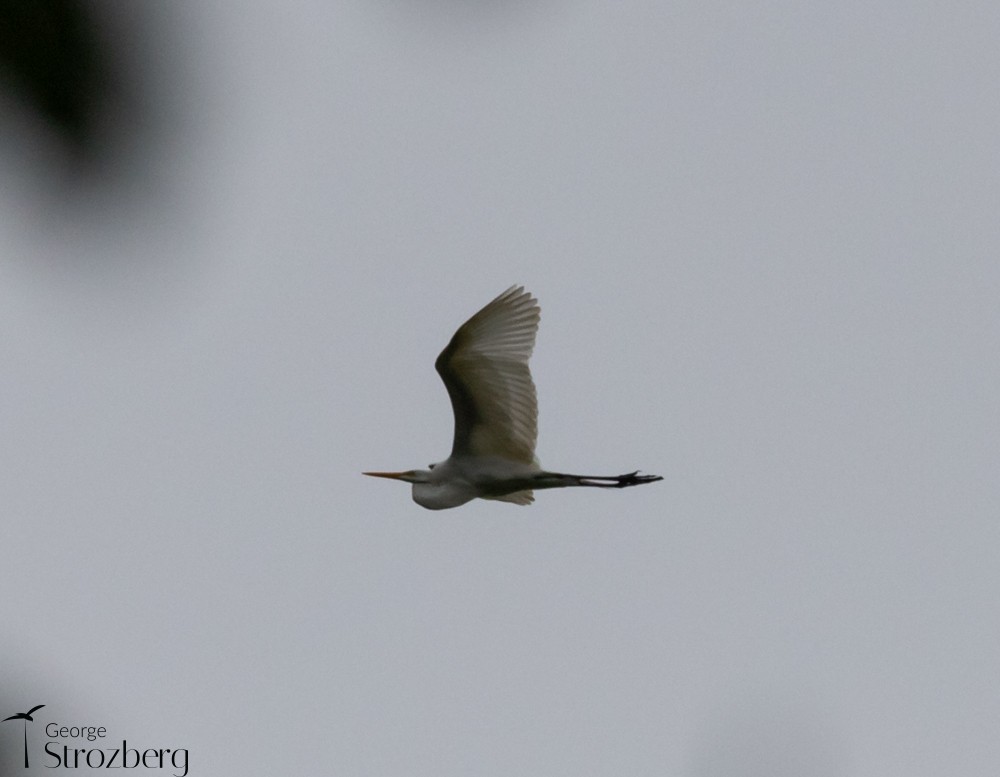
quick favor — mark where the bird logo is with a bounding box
[3,705,45,769]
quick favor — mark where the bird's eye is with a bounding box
[428,463,437,469]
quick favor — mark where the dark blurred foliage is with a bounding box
[0,0,156,187]
[0,0,111,151]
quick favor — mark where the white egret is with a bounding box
[365,286,663,509]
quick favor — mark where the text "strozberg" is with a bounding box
[44,723,188,777]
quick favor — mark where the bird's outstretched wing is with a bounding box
[435,286,540,463]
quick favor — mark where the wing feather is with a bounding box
[435,286,540,462]
[484,490,535,505]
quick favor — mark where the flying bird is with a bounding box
[364,286,662,509]
[4,705,45,768]
[3,705,45,721]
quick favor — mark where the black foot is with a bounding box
[611,471,664,488]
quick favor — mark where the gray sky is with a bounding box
[2,1,999,775]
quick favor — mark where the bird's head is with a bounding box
[363,469,431,484]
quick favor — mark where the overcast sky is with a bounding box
[2,1,999,775]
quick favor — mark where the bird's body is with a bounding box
[407,455,541,510]
[365,286,662,509]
